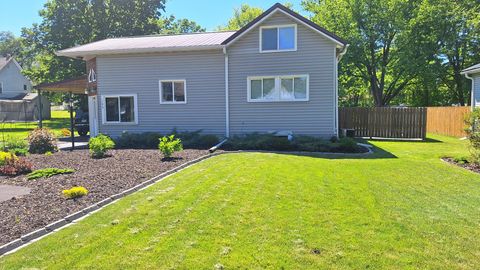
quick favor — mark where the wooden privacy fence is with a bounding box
[426,106,470,137]
[339,107,427,139]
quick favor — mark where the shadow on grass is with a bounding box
[364,137,442,143]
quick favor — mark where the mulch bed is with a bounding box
[0,149,209,246]
[442,157,480,174]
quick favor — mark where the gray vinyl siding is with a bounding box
[227,12,337,137]
[0,61,31,98]
[96,50,226,137]
[474,74,480,107]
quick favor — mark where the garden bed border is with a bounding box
[0,145,374,257]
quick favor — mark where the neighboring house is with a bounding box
[0,57,32,98]
[57,3,348,138]
[0,57,49,121]
[462,63,480,108]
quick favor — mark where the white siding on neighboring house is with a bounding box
[0,60,31,98]
[96,50,226,137]
[227,12,338,137]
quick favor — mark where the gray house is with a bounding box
[57,3,348,138]
[0,57,49,121]
[0,57,32,99]
[462,63,480,108]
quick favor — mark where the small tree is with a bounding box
[89,134,115,158]
[465,109,480,163]
[159,135,183,158]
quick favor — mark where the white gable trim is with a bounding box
[224,8,345,48]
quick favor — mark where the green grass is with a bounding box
[1,135,479,269]
[0,110,70,143]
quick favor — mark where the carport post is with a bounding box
[69,92,75,151]
[38,89,43,128]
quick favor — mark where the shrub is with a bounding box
[0,151,17,166]
[61,128,72,137]
[465,109,480,164]
[4,138,29,156]
[0,156,33,176]
[89,134,115,158]
[159,135,183,158]
[27,168,75,180]
[45,151,53,156]
[223,133,364,153]
[453,156,470,165]
[28,128,57,154]
[116,132,162,149]
[335,137,359,153]
[173,130,220,149]
[62,186,88,199]
[115,130,220,150]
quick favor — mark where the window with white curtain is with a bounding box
[248,75,309,102]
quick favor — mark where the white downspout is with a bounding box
[465,73,475,111]
[223,46,230,137]
[335,45,349,137]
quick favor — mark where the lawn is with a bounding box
[0,110,70,142]
[1,135,479,269]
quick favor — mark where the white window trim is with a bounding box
[247,74,309,102]
[101,94,138,125]
[88,68,97,83]
[259,24,297,53]
[159,79,187,104]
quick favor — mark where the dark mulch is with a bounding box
[0,149,209,246]
[442,157,480,174]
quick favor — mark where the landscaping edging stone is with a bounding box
[0,146,374,257]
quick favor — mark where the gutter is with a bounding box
[464,72,475,110]
[335,45,349,136]
[223,46,230,138]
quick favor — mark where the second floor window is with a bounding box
[260,25,296,52]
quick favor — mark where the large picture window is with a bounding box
[260,25,296,52]
[102,95,137,124]
[248,75,309,102]
[160,80,186,104]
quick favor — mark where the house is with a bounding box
[56,3,348,138]
[462,63,480,108]
[0,57,32,98]
[0,57,50,121]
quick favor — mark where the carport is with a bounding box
[34,75,88,150]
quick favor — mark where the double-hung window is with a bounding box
[102,94,137,124]
[160,80,186,104]
[260,25,296,52]
[248,75,309,102]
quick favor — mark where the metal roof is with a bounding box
[462,63,480,75]
[57,31,236,58]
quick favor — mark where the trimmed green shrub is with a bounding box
[4,138,29,156]
[89,134,115,158]
[27,168,75,180]
[116,132,163,149]
[172,130,220,149]
[28,128,57,154]
[115,130,220,150]
[223,133,365,153]
[62,186,88,199]
[159,135,183,158]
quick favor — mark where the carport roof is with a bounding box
[35,75,87,94]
